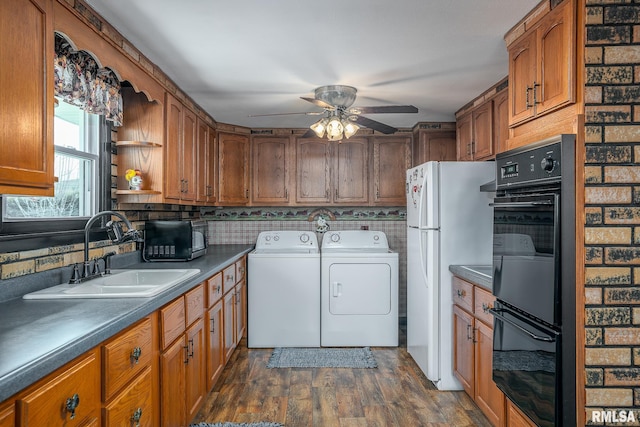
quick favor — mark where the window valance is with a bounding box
[54,33,123,126]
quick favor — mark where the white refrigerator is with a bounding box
[406,161,494,390]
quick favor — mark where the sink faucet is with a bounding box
[76,210,142,283]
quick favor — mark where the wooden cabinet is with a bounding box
[506,399,537,427]
[0,401,13,427]
[159,284,206,426]
[507,0,575,127]
[222,257,247,363]
[218,132,250,205]
[103,367,153,427]
[196,119,217,205]
[0,0,54,196]
[452,276,505,427]
[370,136,411,205]
[295,137,368,205]
[206,298,224,390]
[17,348,101,426]
[412,126,456,166]
[165,93,197,202]
[456,78,508,161]
[251,136,291,205]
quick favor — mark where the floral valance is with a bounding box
[54,34,123,126]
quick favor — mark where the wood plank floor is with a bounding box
[193,334,493,426]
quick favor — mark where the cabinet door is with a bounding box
[475,320,505,427]
[508,33,537,126]
[218,132,249,205]
[223,290,236,363]
[251,136,290,204]
[234,281,246,344]
[372,137,411,205]
[295,138,331,204]
[205,126,218,204]
[164,94,184,201]
[493,90,509,155]
[472,101,494,160]
[0,0,54,196]
[333,138,368,204]
[185,318,206,422]
[103,366,154,427]
[418,131,457,165]
[0,401,14,427]
[160,336,186,427]
[536,0,574,115]
[206,299,224,390]
[507,398,537,427]
[453,305,474,397]
[456,113,473,161]
[196,119,209,204]
[18,349,100,426]
[181,107,197,201]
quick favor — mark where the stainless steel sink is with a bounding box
[23,268,201,299]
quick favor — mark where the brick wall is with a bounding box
[584,1,640,423]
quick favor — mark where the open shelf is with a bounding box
[115,189,161,195]
[116,141,161,147]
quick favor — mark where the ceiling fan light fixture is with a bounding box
[310,117,328,138]
[343,120,359,139]
[326,116,344,141]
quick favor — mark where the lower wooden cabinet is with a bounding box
[17,348,101,426]
[452,276,505,427]
[103,366,154,427]
[160,334,187,427]
[0,401,14,427]
[223,288,237,363]
[506,399,537,427]
[185,317,206,422]
[206,298,225,390]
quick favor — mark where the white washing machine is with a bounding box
[321,230,399,347]
[248,230,320,348]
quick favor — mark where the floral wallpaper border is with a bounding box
[200,206,406,221]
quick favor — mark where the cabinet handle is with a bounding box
[466,325,473,341]
[211,318,215,333]
[335,188,338,199]
[217,284,221,294]
[185,180,189,193]
[131,346,142,364]
[285,188,288,199]
[456,289,466,298]
[65,393,80,420]
[183,344,190,364]
[188,338,195,358]
[245,189,249,198]
[131,408,143,427]
[525,86,533,108]
[532,81,540,105]
[482,303,491,313]
[235,291,240,305]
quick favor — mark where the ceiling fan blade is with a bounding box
[350,115,397,134]
[300,97,335,110]
[300,129,317,138]
[347,105,418,114]
[248,111,325,117]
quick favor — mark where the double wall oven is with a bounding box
[490,135,576,427]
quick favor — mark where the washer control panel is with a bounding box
[255,231,318,252]
[321,230,390,251]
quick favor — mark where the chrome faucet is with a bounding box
[71,211,142,284]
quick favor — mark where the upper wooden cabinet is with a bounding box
[251,136,291,205]
[412,125,456,166]
[0,0,54,196]
[456,78,508,161]
[492,90,509,155]
[218,132,250,206]
[371,136,411,205]
[507,0,575,127]
[165,94,197,203]
[196,119,217,205]
[295,137,368,205]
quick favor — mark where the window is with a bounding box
[0,99,108,240]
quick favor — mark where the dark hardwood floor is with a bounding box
[193,329,492,427]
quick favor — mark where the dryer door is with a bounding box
[328,263,391,315]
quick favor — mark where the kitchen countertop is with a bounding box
[0,244,253,402]
[449,264,493,291]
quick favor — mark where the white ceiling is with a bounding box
[85,0,537,131]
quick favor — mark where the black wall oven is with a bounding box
[490,135,576,427]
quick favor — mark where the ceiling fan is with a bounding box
[250,85,418,140]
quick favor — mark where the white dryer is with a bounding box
[248,230,320,348]
[321,230,399,347]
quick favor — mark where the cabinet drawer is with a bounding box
[0,401,14,427]
[222,264,235,294]
[103,366,154,427]
[160,296,185,349]
[235,257,246,283]
[207,272,223,307]
[452,276,473,313]
[185,283,205,327]
[102,317,153,402]
[18,349,100,426]
[474,286,496,326]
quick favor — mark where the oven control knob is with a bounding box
[299,233,310,243]
[330,233,340,243]
[541,157,555,173]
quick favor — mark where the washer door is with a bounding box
[328,263,391,315]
